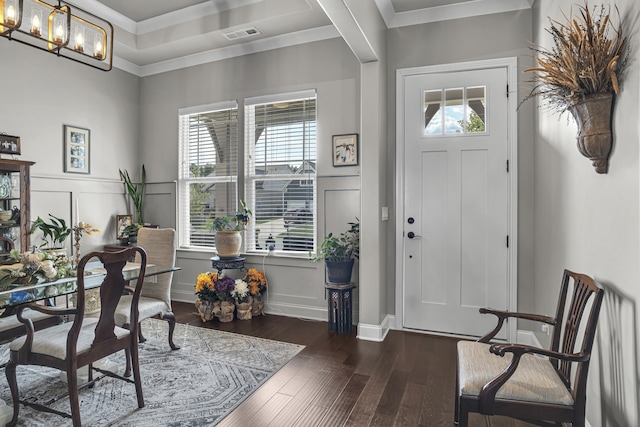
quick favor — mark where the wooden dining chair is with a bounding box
[4,247,147,427]
[114,227,179,376]
[455,269,605,427]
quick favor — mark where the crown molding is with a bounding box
[375,0,534,28]
[118,25,340,77]
[73,0,265,34]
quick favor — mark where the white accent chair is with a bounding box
[114,228,179,376]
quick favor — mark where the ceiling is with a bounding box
[75,0,533,76]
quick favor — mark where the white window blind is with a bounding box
[244,91,317,254]
[178,102,238,248]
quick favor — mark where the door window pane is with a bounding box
[444,88,464,135]
[424,90,443,135]
[465,86,486,133]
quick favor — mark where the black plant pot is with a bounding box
[325,259,354,284]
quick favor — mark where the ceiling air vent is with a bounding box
[223,27,261,41]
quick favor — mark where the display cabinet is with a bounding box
[0,159,34,255]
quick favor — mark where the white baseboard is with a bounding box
[173,291,197,304]
[357,314,392,342]
[262,301,327,322]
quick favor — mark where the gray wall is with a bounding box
[0,39,140,253]
[532,1,640,426]
[138,38,363,320]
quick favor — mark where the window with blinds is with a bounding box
[178,101,239,248]
[244,91,317,254]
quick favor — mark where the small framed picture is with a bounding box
[64,125,90,174]
[332,133,358,167]
[116,214,133,240]
[0,134,21,155]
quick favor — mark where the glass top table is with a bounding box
[0,262,180,310]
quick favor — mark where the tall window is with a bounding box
[244,90,317,254]
[178,101,238,248]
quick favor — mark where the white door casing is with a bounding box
[395,58,518,341]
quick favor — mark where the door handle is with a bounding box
[407,232,421,239]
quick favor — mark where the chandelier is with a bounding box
[0,0,113,71]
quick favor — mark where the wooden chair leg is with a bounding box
[454,370,460,425]
[163,312,180,350]
[124,348,132,377]
[130,344,145,408]
[67,364,82,427]
[5,361,20,427]
[138,324,146,343]
[457,398,469,427]
[87,362,96,388]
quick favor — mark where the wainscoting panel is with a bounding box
[30,175,127,253]
[144,182,176,229]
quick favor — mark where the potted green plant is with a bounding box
[310,219,359,284]
[522,3,627,173]
[119,165,146,224]
[122,223,142,245]
[30,214,72,254]
[210,200,253,259]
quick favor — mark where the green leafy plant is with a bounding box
[522,3,627,114]
[119,165,147,224]
[310,218,359,262]
[209,200,253,232]
[122,223,142,237]
[30,214,72,249]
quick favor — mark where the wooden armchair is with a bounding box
[4,247,147,427]
[455,269,604,427]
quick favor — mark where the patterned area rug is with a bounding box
[0,318,304,426]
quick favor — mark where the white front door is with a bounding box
[401,65,511,338]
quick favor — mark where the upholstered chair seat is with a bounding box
[8,318,128,360]
[115,295,169,326]
[457,341,574,406]
[0,308,58,339]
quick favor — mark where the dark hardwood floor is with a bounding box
[173,301,535,427]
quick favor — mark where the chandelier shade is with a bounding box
[0,0,113,71]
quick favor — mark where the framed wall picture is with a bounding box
[0,134,21,155]
[64,125,90,174]
[332,133,358,167]
[116,214,133,240]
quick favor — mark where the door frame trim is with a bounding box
[394,57,519,342]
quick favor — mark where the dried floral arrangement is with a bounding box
[522,2,627,114]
